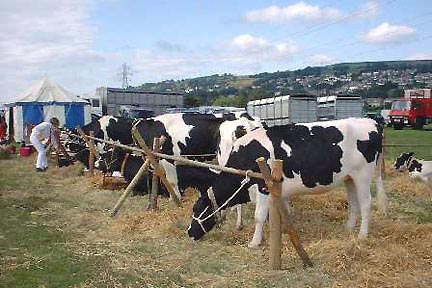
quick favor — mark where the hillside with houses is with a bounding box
[138,60,432,109]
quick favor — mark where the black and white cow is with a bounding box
[97,147,218,196]
[74,148,93,169]
[80,115,134,152]
[69,116,134,168]
[133,112,262,200]
[394,152,432,182]
[188,118,387,247]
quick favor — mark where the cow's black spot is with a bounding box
[267,124,344,188]
[394,152,414,170]
[176,165,217,195]
[135,119,174,156]
[75,149,92,169]
[106,118,134,144]
[234,125,247,139]
[121,154,167,196]
[211,140,268,206]
[179,114,225,158]
[357,131,382,164]
[81,119,103,139]
[408,159,423,173]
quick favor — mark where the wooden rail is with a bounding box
[68,132,264,180]
[67,130,312,270]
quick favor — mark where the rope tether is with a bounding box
[192,170,253,233]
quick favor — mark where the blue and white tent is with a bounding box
[6,77,91,142]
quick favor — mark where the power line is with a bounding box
[298,17,432,61]
[271,0,398,42]
[299,10,432,57]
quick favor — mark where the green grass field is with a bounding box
[0,128,431,287]
[383,125,432,160]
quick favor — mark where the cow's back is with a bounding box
[230,118,382,194]
[156,113,225,156]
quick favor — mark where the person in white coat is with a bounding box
[30,117,61,172]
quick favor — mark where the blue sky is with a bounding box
[1,0,431,102]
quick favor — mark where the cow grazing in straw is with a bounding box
[188,118,387,248]
[394,152,432,183]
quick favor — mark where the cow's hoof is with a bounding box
[345,222,356,232]
[358,232,368,240]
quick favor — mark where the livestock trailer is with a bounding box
[247,95,317,126]
[96,87,184,117]
[317,95,363,121]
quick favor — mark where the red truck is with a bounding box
[389,97,432,129]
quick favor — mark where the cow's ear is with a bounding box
[408,152,414,157]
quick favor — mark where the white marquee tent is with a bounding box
[5,77,91,142]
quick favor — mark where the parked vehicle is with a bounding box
[389,98,432,129]
[247,95,317,126]
[365,112,385,127]
[118,105,155,119]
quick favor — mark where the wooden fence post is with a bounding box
[147,137,160,211]
[257,158,283,270]
[88,131,95,176]
[76,127,99,158]
[110,158,152,217]
[132,128,181,207]
[256,157,313,270]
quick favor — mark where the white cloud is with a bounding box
[361,22,416,44]
[0,0,108,102]
[406,53,432,60]
[244,1,342,23]
[129,35,299,82]
[306,54,337,65]
[226,34,298,61]
[244,1,381,24]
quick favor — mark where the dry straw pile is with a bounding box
[10,154,430,287]
[101,171,431,287]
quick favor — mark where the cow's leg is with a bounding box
[159,160,181,200]
[249,192,269,249]
[235,205,243,230]
[353,174,373,239]
[344,178,359,232]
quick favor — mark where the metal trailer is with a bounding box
[247,95,317,126]
[96,87,184,117]
[317,95,363,121]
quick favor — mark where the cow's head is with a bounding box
[102,116,134,145]
[75,148,92,169]
[95,147,126,173]
[188,134,267,240]
[188,195,218,240]
[394,152,414,171]
[80,118,103,138]
[65,138,86,153]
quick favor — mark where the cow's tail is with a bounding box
[376,147,388,215]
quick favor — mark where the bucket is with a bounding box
[19,146,32,157]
